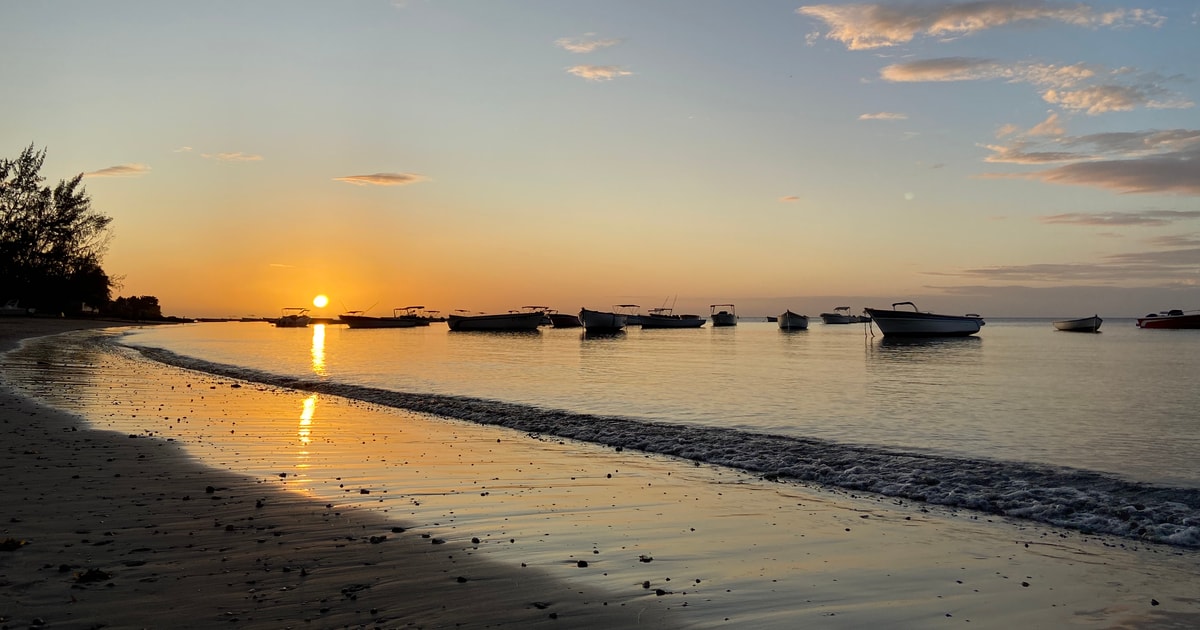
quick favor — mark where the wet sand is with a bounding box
[2,318,1199,629]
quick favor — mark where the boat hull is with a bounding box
[641,314,706,329]
[579,308,627,333]
[446,312,544,332]
[778,311,808,330]
[548,313,582,328]
[1136,313,1200,329]
[341,314,423,329]
[865,308,984,337]
[1053,316,1102,333]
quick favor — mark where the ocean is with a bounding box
[7,317,1200,548]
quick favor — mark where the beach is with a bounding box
[2,319,1199,629]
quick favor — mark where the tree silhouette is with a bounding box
[0,144,114,313]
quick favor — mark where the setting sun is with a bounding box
[312,294,329,308]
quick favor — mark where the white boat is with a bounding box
[820,306,864,324]
[1053,315,1102,333]
[641,307,706,329]
[446,309,544,332]
[864,302,984,337]
[340,308,424,329]
[710,304,737,327]
[273,307,311,328]
[778,310,809,330]
[579,307,628,333]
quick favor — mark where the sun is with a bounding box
[312,294,329,308]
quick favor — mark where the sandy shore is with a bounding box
[0,319,670,629]
[2,317,1199,629]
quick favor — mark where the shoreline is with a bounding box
[0,319,678,629]
[3,318,1200,628]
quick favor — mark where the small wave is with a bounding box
[130,341,1200,549]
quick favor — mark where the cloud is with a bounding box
[1038,210,1200,226]
[940,246,1200,284]
[981,127,1200,194]
[881,58,1191,115]
[333,172,428,186]
[173,146,193,153]
[555,34,622,53]
[566,65,633,81]
[798,1,1164,51]
[1027,112,1064,137]
[859,112,907,120]
[201,152,263,162]
[779,195,801,202]
[84,163,151,178]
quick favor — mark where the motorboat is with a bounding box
[446,309,544,332]
[641,307,706,329]
[778,310,809,330]
[547,310,582,328]
[340,308,424,329]
[1136,309,1200,329]
[580,307,628,333]
[399,305,440,324]
[710,304,737,327]
[274,307,311,328]
[820,306,864,324]
[864,302,984,337]
[1052,315,1102,333]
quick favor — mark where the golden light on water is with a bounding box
[299,394,316,448]
[313,294,329,308]
[310,324,326,375]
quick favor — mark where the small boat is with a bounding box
[710,304,737,327]
[1053,315,1102,333]
[580,306,628,333]
[641,307,706,329]
[864,302,984,337]
[547,310,582,328]
[273,307,311,328]
[778,310,809,330]
[340,308,424,329]
[1136,309,1200,329]
[398,305,440,325]
[446,309,544,332]
[820,306,867,324]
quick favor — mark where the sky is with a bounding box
[2,0,1198,318]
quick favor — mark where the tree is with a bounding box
[0,144,114,313]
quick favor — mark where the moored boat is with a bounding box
[273,307,311,328]
[547,310,582,328]
[864,302,984,337]
[778,310,809,330]
[1053,315,1102,333]
[641,307,706,329]
[446,310,544,332]
[710,304,737,327]
[340,308,424,329]
[579,307,628,333]
[1136,309,1200,329]
[819,306,858,324]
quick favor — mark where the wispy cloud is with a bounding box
[201,152,263,162]
[566,65,633,81]
[173,146,193,153]
[798,1,1164,51]
[981,126,1200,194]
[555,34,622,54]
[84,163,151,178]
[1039,210,1200,226]
[937,245,1200,284]
[779,195,801,202]
[880,58,1191,115]
[333,172,428,187]
[859,112,907,120]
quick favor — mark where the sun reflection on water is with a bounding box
[310,324,326,375]
[297,393,317,468]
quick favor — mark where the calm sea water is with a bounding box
[9,318,1200,546]
[119,318,1199,486]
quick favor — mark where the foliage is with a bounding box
[0,144,114,313]
[105,295,162,320]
